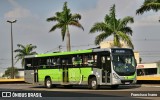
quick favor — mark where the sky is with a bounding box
[1,0,160,73]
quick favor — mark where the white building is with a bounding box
[16,68,24,78]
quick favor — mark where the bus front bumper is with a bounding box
[112,78,136,85]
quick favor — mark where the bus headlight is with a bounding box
[113,73,119,79]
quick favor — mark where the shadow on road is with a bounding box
[31,84,141,90]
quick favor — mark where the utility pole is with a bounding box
[58,45,62,52]
[7,20,17,79]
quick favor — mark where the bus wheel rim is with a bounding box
[46,80,51,87]
[91,80,96,87]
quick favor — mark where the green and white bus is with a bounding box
[24,48,137,89]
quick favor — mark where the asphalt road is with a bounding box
[0,83,159,100]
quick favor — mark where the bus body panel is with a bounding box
[68,68,81,82]
[67,67,92,83]
[80,67,92,81]
[38,69,62,83]
[24,70,34,83]
[92,68,102,85]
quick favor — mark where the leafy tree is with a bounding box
[136,0,160,15]
[14,44,37,67]
[90,4,134,48]
[47,2,84,51]
[2,67,18,78]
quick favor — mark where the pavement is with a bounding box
[0,78,160,88]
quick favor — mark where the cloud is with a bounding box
[4,7,31,19]
[74,0,138,42]
[132,14,160,27]
[8,0,20,8]
[4,0,32,19]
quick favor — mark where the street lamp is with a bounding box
[7,20,17,79]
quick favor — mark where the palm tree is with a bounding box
[90,4,134,48]
[2,67,18,78]
[47,2,84,51]
[14,44,37,67]
[136,0,160,15]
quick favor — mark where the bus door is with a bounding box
[100,54,111,84]
[62,59,69,83]
[33,58,39,83]
[24,58,37,84]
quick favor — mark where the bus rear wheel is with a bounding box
[88,77,98,90]
[45,77,52,88]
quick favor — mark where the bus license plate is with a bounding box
[125,82,130,84]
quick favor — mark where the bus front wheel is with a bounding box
[45,77,52,88]
[88,77,98,90]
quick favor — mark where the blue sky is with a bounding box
[1,0,160,73]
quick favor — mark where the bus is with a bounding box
[24,48,137,89]
[137,63,160,81]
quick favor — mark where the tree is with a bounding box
[136,0,160,15]
[2,67,18,78]
[14,44,37,67]
[90,4,134,48]
[47,2,84,51]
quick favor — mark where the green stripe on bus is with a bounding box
[36,49,92,57]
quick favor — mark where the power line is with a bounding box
[141,55,160,57]
[133,38,160,41]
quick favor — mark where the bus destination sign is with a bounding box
[112,49,132,54]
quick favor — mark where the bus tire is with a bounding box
[88,77,98,90]
[45,77,52,88]
[111,85,119,89]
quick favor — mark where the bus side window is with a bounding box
[82,54,96,66]
[72,55,82,66]
[93,55,97,66]
[83,55,88,66]
[52,58,57,66]
[62,59,68,65]
[47,58,51,65]
[25,58,33,70]
[106,56,111,71]
[88,55,95,66]
[40,58,47,65]
[57,58,61,65]
[72,57,76,65]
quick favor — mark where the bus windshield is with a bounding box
[112,50,136,76]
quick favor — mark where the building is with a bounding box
[137,62,160,76]
[16,68,24,78]
[0,72,3,78]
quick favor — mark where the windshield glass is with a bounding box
[112,54,136,76]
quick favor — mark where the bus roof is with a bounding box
[24,48,132,58]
